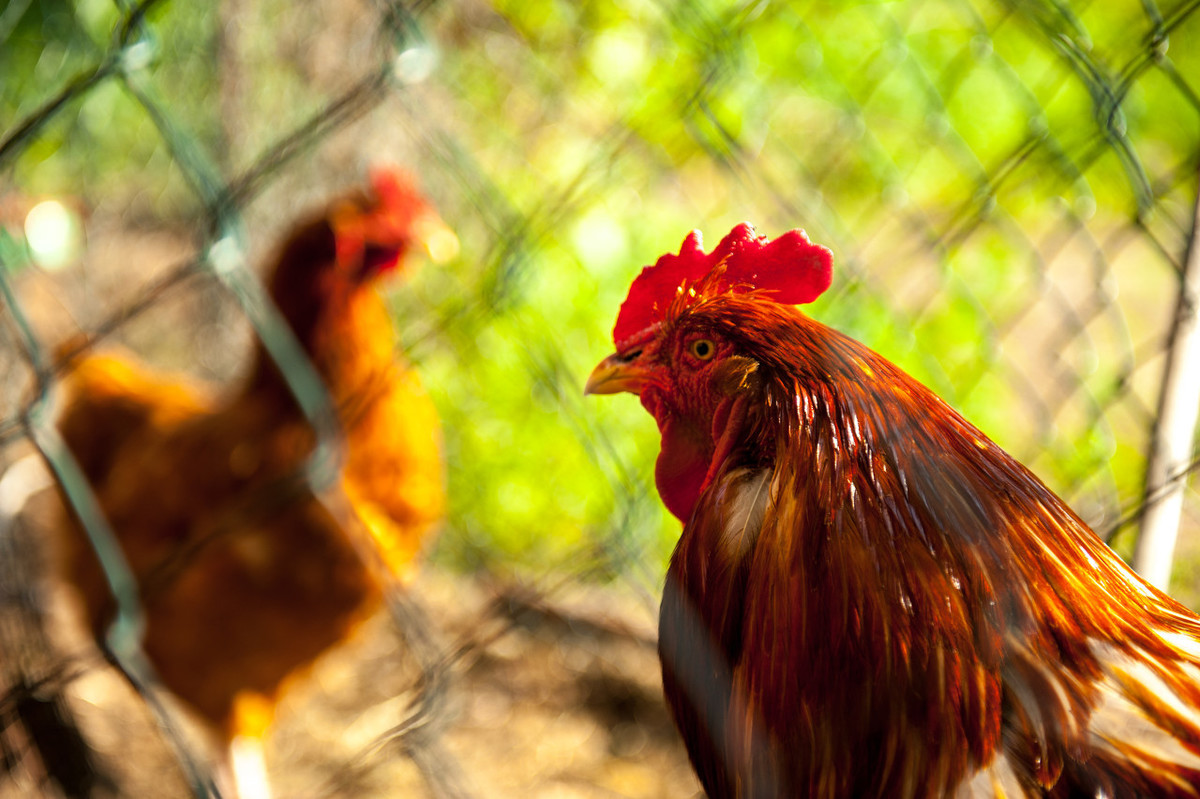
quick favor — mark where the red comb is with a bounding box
[612,223,833,347]
[368,165,426,215]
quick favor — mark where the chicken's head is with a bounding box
[327,166,456,285]
[585,224,833,520]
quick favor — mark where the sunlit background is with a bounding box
[2,0,1200,796]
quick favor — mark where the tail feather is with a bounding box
[993,634,1200,796]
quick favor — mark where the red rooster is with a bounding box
[586,224,1200,797]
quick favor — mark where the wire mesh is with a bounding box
[1,0,1199,796]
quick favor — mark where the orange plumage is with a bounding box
[588,225,1200,797]
[51,168,445,787]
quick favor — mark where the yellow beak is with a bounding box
[412,212,460,264]
[585,352,651,396]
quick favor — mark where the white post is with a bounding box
[1134,177,1200,591]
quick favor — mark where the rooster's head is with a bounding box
[585,223,833,519]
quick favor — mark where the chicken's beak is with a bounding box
[412,213,460,264]
[585,352,651,396]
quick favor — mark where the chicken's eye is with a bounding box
[689,339,716,361]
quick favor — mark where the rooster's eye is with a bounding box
[689,339,715,361]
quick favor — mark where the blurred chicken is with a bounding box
[47,167,447,796]
[588,224,1200,797]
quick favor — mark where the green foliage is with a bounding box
[4,0,1199,580]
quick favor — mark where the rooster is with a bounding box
[586,224,1200,797]
[45,167,447,797]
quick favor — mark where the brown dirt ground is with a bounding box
[2,546,702,799]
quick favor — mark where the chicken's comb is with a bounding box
[368,165,428,216]
[613,223,833,347]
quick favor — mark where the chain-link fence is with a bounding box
[1,0,1199,796]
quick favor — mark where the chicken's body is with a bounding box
[50,169,445,789]
[56,360,387,735]
[588,225,1200,797]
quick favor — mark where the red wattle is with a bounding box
[655,416,714,523]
